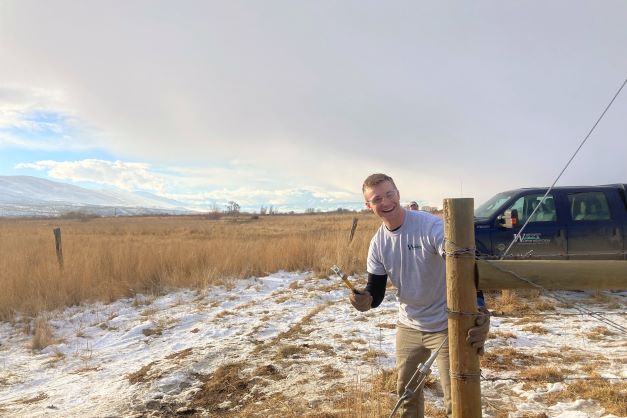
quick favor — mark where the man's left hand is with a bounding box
[467,307,490,355]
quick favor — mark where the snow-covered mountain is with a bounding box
[0,176,194,217]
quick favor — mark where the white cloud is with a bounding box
[0,85,67,113]
[0,131,86,152]
[16,159,166,193]
[0,85,95,151]
[14,158,365,211]
[166,186,360,209]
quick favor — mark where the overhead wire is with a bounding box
[501,78,627,259]
[484,78,627,333]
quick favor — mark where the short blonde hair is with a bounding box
[362,173,397,194]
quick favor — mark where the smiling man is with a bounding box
[349,173,489,418]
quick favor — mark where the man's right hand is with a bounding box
[349,290,373,312]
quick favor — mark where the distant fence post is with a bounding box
[348,217,358,243]
[53,227,64,270]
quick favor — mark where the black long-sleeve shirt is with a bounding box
[364,273,486,309]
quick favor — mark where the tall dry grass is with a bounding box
[0,213,380,320]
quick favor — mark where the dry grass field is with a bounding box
[1,213,625,417]
[0,213,380,320]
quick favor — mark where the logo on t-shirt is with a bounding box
[407,244,422,251]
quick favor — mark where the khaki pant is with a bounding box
[396,323,452,418]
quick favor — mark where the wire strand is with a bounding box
[501,78,627,258]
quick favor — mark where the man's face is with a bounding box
[364,180,402,223]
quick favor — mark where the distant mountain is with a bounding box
[0,176,194,217]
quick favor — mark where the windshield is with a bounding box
[474,191,516,218]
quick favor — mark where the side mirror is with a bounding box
[498,209,519,229]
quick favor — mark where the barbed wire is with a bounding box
[480,375,627,383]
[443,239,476,258]
[479,250,627,259]
[491,311,625,317]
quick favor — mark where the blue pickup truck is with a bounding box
[474,184,627,259]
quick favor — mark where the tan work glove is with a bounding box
[349,290,373,312]
[467,307,490,356]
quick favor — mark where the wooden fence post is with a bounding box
[348,217,358,243]
[444,198,482,418]
[53,227,64,270]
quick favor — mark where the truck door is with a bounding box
[566,191,623,259]
[492,193,566,257]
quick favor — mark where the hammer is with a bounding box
[330,265,357,293]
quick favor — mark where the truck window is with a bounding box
[503,194,556,223]
[475,191,516,218]
[568,192,611,221]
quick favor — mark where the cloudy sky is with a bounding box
[1,1,626,212]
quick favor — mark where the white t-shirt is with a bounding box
[367,210,447,332]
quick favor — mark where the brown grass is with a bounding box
[17,392,49,405]
[585,326,616,341]
[167,361,626,418]
[485,290,536,315]
[43,347,66,367]
[513,315,544,325]
[165,347,194,360]
[486,289,561,320]
[191,362,254,414]
[250,302,335,363]
[522,325,549,335]
[253,364,284,380]
[544,380,627,416]
[0,213,380,319]
[320,364,343,379]
[275,344,302,359]
[518,366,565,383]
[141,327,162,337]
[330,368,398,418]
[127,361,157,384]
[532,298,556,311]
[330,368,446,418]
[31,317,55,350]
[489,330,517,340]
[308,343,335,355]
[535,349,587,363]
[363,349,387,360]
[187,346,403,417]
[481,346,536,371]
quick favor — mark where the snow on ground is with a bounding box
[0,272,625,417]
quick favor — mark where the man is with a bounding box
[409,201,419,211]
[349,173,489,418]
